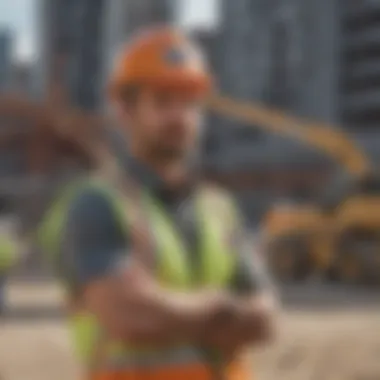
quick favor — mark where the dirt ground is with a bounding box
[0,283,379,380]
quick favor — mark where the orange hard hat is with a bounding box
[109,26,213,99]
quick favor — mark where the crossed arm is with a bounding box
[62,190,278,353]
[84,261,277,353]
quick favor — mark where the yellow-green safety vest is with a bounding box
[37,179,241,370]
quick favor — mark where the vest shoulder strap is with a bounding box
[199,184,242,228]
[37,178,125,262]
[81,174,157,375]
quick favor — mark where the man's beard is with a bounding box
[149,141,188,161]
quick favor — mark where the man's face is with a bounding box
[121,88,203,159]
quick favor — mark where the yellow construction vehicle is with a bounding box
[208,96,380,285]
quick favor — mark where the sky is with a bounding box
[0,0,36,61]
[0,0,219,62]
[176,0,219,30]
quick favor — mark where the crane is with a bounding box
[207,95,371,178]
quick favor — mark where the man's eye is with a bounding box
[155,93,172,107]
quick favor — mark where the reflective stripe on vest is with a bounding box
[99,346,208,370]
[38,179,246,379]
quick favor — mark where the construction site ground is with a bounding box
[0,281,379,380]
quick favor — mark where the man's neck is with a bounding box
[129,146,189,189]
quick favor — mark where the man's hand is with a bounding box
[200,292,278,357]
[236,293,277,343]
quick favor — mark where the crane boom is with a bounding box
[208,95,371,177]
[0,93,371,178]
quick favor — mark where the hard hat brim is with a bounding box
[109,71,212,100]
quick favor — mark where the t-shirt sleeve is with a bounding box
[59,188,129,287]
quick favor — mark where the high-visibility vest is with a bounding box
[0,236,18,273]
[38,179,250,380]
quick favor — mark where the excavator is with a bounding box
[208,96,380,286]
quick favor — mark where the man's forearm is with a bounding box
[119,287,236,345]
[127,290,277,350]
[87,265,276,347]
[119,283,277,348]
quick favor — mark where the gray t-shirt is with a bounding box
[61,155,271,294]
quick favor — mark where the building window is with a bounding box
[266,19,289,108]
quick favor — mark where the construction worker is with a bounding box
[39,26,278,380]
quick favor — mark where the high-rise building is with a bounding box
[68,0,106,109]
[202,0,340,170]
[340,1,380,132]
[33,0,49,98]
[35,0,78,99]
[0,29,13,92]
[35,0,106,109]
